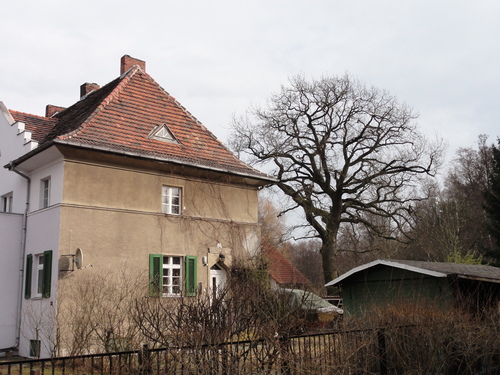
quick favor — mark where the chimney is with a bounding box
[120,55,146,75]
[80,82,100,99]
[46,105,67,117]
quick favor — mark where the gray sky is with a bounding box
[2,0,499,164]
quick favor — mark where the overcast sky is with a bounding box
[2,0,499,166]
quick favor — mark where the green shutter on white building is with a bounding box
[25,254,33,299]
[42,250,52,298]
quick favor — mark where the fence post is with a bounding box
[139,344,153,375]
[377,329,388,375]
[280,336,291,375]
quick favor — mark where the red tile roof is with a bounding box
[263,245,310,285]
[10,111,57,142]
[9,61,273,182]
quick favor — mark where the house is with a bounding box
[262,244,310,289]
[0,55,274,358]
[325,259,500,317]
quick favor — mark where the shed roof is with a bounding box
[325,259,500,287]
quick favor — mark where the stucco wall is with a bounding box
[0,213,23,351]
[57,159,261,292]
[4,145,263,356]
[61,160,259,223]
[28,158,64,212]
[19,205,62,358]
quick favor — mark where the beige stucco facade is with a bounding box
[50,146,264,354]
[56,147,261,298]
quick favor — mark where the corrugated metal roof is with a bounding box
[326,259,500,287]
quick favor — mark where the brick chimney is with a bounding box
[80,82,100,99]
[46,105,66,117]
[120,55,146,75]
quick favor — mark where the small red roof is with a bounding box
[263,244,310,285]
[8,57,273,182]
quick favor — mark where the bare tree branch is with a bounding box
[230,74,444,283]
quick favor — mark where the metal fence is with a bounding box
[1,326,498,374]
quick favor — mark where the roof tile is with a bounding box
[10,111,57,141]
[263,244,310,285]
[10,63,272,181]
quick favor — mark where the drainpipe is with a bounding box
[7,163,30,352]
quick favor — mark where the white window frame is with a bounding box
[162,256,183,297]
[40,177,51,209]
[36,254,45,298]
[1,192,13,213]
[161,186,181,215]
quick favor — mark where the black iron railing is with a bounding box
[1,326,498,374]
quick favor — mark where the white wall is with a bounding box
[1,102,65,357]
[19,206,61,358]
[18,159,63,358]
[0,213,23,352]
[28,158,64,212]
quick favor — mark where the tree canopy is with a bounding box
[230,74,443,283]
[484,139,500,264]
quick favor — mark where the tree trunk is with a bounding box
[320,226,340,292]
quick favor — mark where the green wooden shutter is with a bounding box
[149,254,162,297]
[185,256,197,296]
[25,254,33,299]
[42,250,52,298]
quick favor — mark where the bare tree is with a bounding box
[405,136,494,263]
[230,74,442,283]
[288,240,324,288]
[258,197,289,248]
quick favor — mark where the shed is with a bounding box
[325,260,500,316]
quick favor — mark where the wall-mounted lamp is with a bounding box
[202,256,208,266]
[219,254,226,263]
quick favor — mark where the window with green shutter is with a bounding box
[25,254,33,299]
[149,254,197,297]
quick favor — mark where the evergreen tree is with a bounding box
[484,140,500,265]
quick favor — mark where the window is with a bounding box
[162,186,181,215]
[150,124,179,143]
[149,254,197,297]
[24,250,52,299]
[162,256,182,296]
[29,339,41,358]
[37,254,45,297]
[40,177,51,209]
[1,192,13,212]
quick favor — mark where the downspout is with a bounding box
[8,163,30,352]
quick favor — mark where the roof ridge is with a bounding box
[9,109,50,120]
[56,67,139,141]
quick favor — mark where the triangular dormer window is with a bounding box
[149,124,179,144]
